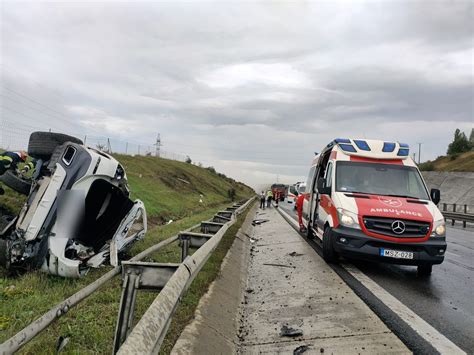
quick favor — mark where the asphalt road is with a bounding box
[278,200,474,353]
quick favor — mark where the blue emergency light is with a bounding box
[353,140,371,151]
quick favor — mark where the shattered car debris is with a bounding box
[0,132,147,278]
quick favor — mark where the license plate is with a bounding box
[380,248,414,259]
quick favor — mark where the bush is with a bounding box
[449,153,460,161]
[447,128,471,155]
[206,166,216,174]
[419,161,435,171]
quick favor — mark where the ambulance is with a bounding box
[303,138,446,276]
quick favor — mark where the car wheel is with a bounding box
[28,131,83,159]
[0,170,32,195]
[417,264,432,277]
[322,227,338,263]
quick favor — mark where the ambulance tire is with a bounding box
[0,170,32,195]
[322,227,338,263]
[417,264,432,277]
[28,132,83,159]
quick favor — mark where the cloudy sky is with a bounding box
[1,0,473,189]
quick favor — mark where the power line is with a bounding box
[1,86,68,119]
[1,93,66,123]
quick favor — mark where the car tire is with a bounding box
[0,170,32,195]
[28,131,83,159]
[417,264,432,277]
[322,227,338,263]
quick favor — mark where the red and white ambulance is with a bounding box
[303,138,446,276]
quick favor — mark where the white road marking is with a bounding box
[278,206,466,355]
[342,264,466,355]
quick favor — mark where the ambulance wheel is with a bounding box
[0,170,32,195]
[322,227,337,263]
[417,264,432,277]
[28,132,83,159]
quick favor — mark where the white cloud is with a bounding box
[198,63,312,89]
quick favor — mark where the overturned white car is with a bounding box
[0,132,147,278]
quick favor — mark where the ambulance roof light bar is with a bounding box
[330,138,411,159]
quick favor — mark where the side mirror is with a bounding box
[430,188,441,205]
[317,177,331,195]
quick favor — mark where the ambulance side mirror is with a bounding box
[317,177,331,195]
[430,188,441,205]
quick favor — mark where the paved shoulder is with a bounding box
[239,208,409,354]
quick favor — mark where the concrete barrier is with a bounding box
[422,172,474,207]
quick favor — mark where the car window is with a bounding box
[325,162,333,188]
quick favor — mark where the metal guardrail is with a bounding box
[0,198,253,354]
[442,211,474,228]
[115,197,254,354]
[440,203,473,228]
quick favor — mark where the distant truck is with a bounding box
[302,138,446,276]
[271,183,287,202]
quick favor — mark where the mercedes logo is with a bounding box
[391,220,406,234]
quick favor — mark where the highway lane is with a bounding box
[278,200,474,353]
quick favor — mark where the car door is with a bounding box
[315,162,333,235]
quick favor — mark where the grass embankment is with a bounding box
[419,151,474,172]
[0,154,254,353]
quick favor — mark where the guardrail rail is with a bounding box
[115,197,254,354]
[440,203,474,228]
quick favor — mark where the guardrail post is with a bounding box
[452,204,456,226]
[114,272,140,353]
[463,205,467,228]
[180,235,190,262]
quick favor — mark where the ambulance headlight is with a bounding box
[337,208,360,229]
[431,219,446,237]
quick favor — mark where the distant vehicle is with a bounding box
[0,132,147,278]
[286,184,298,204]
[303,138,446,276]
[271,183,287,201]
[293,182,307,207]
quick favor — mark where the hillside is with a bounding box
[419,151,474,172]
[0,153,254,221]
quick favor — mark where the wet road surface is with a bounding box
[278,200,474,353]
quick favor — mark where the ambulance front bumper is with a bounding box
[331,226,446,265]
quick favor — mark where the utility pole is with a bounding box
[417,143,422,164]
[154,133,162,157]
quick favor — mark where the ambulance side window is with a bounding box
[325,162,333,188]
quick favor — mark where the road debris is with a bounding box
[293,345,310,354]
[263,263,296,269]
[280,324,303,337]
[55,336,70,353]
[252,219,269,226]
[288,251,304,257]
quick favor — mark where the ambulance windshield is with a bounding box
[335,161,430,200]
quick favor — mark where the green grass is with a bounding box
[0,154,255,353]
[419,151,474,172]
